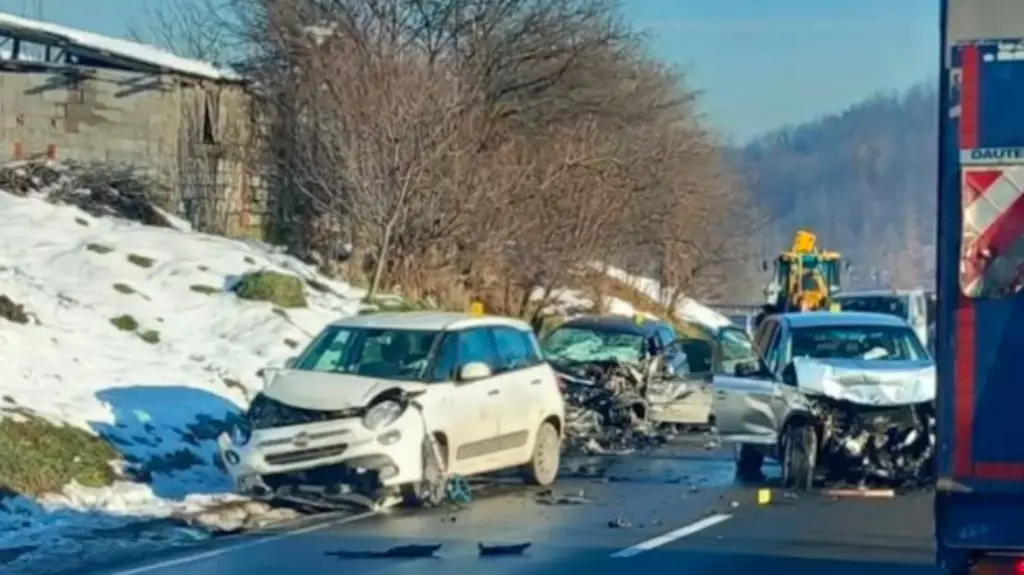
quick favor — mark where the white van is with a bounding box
[831,289,930,350]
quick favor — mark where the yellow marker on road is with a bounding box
[757,488,772,505]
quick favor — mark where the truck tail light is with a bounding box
[971,555,1024,575]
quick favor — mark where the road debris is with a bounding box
[174,500,300,535]
[535,489,590,505]
[478,542,531,556]
[325,543,443,559]
[607,517,631,528]
[823,487,896,498]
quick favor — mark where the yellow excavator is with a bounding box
[754,230,846,328]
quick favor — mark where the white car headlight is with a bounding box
[231,423,252,446]
[362,400,404,430]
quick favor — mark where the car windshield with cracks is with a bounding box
[541,326,646,366]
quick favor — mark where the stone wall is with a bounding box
[0,67,262,235]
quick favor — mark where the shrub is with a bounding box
[0,295,29,324]
[112,283,135,295]
[189,284,219,295]
[0,415,117,495]
[110,314,138,331]
[234,271,307,308]
[138,330,160,344]
[127,254,155,268]
[86,243,113,254]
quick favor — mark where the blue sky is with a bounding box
[1,0,939,141]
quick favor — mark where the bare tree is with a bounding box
[231,0,757,311]
[129,0,240,62]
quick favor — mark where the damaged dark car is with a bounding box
[540,315,724,453]
[713,311,935,490]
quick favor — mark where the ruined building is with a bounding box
[0,11,263,235]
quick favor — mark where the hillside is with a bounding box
[0,160,733,573]
[733,83,938,289]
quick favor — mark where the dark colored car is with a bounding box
[540,314,686,373]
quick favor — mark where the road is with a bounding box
[86,445,939,575]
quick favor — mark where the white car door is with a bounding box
[445,327,504,475]
[490,326,552,465]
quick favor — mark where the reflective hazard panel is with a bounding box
[469,301,485,316]
[960,165,1024,298]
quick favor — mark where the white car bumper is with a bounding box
[217,408,426,496]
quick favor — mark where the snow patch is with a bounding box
[0,189,362,571]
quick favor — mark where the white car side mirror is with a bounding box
[458,362,492,382]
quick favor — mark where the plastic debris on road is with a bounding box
[479,542,531,556]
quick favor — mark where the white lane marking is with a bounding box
[106,510,379,574]
[609,513,732,558]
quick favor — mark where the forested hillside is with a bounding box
[733,83,938,289]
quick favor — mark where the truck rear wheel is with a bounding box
[782,424,816,491]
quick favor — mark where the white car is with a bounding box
[218,311,565,505]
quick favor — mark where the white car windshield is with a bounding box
[835,295,908,319]
[293,326,441,380]
[542,326,645,364]
[790,324,927,361]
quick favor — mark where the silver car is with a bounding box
[713,311,936,490]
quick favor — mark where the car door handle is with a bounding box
[488,389,500,396]
[530,379,541,385]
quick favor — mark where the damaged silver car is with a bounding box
[713,311,935,490]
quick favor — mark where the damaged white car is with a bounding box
[713,311,935,490]
[218,311,565,507]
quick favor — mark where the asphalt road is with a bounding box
[88,446,939,575]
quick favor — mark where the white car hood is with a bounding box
[793,357,935,406]
[263,370,420,411]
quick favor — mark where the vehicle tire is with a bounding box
[735,444,765,481]
[522,422,561,486]
[402,435,448,507]
[781,424,816,491]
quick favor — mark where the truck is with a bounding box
[935,1,1024,573]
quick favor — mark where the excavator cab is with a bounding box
[765,230,845,313]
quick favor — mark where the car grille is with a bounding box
[265,444,349,466]
[248,394,363,430]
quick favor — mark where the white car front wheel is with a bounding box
[522,422,561,486]
[402,436,448,507]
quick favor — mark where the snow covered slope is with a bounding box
[0,189,363,571]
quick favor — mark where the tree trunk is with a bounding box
[366,219,396,299]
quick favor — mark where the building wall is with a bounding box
[0,66,261,235]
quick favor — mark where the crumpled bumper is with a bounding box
[217,408,426,496]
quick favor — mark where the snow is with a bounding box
[0,11,239,81]
[603,266,732,329]
[528,266,726,331]
[0,189,363,571]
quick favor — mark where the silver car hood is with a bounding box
[793,358,935,406]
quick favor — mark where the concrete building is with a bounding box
[0,11,262,235]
